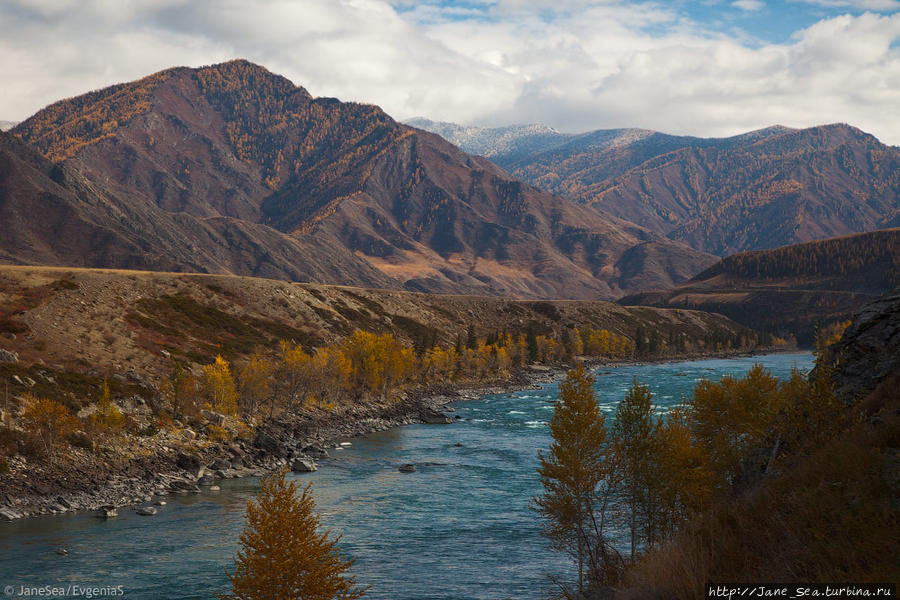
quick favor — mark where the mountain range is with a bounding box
[3,60,899,304]
[4,60,713,300]
[411,120,900,256]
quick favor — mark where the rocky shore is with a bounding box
[0,367,564,522]
[0,348,776,522]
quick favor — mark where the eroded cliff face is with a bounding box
[826,290,900,402]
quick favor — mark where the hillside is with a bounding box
[0,266,752,379]
[620,229,900,344]
[416,119,900,256]
[0,129,396,287]
[8,60,715,299]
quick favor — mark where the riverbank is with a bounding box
[0,347,781,522]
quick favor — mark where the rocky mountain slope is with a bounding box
[0,129,396,287]
[7,60,714,299]
[621,228,900,344]
[415,119,900,256]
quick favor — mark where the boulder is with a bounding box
[421,411,454,425]
[201,409,227,426]
[254,431,285,457]
[175,452,202,472]
[292,458,317,473]
[0,349,18,363]
[210,457,232,470]
[198,474,216,486]
[96,506,117,518]
[398,464,416,473]
[181,429,196,442]
[136,506,157,516]
[55,548,68,556]
[0,507,21,521]
[303,445,330,459]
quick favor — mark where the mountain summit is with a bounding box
[8,60,713,298]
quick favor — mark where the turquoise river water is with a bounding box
[0,353,813,600]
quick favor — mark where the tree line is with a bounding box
[535,343,845,598]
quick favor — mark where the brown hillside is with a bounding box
[0,266,751,384]
[620,229,900,344]
[10,60,715,298]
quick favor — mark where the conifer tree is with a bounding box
[534,364,621,596]
[222,469,366,600]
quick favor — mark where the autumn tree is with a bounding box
[89,379,125,435]
[169,362,200,421]
[202,355,239,416]
[21,393,80,453]
[689,364,783,490]
[221,468,366,600]
[612,379,658,559]
[534,364,622,597]
[237,350,276,419]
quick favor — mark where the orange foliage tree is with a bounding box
[21,393,80,453]
[221,468,366,600]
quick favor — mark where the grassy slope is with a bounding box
[0,265,752,390]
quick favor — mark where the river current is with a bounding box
[0,353,814,600]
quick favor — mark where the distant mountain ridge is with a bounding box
[412,118,900,256]
[620,228,900,344]
[5,60,715,299]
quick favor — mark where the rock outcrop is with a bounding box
[826,290,900,402]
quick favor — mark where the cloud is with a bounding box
[733,0,765,10]
[797,0,900,10]
[0,0,899,145]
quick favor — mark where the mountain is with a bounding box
[416,119,900,256]
[620,228,900,344]
[0,128,399,286]
[8,60,715,298]
[0,121,16,131]
[404,118,574,165]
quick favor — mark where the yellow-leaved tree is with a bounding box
[203,355,239,416]
[21,393,80,453]
[533,363,622,597]
[221,468,367,600]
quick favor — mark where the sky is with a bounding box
[1,0,899,144]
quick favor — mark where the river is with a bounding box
[0,353,814,600]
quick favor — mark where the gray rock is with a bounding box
[198,474,216,486]
[136,506,157,516]
[821,291,900,403]
[201,409,227,425]
[0,349,18,363]
[96,507,117,518]
[422,412,454,425]
[209,485,221,491]
[303,445,330,459]
[398,464,416,473]
[176,452,202,472]
[292,458,317,473]
[56,548,68,556]
[155,500,167,506]
[254,431,285,456]
[56,497,75,509]
[210,457,232,470]
[0,507,21,521]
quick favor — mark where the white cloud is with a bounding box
[733,0,765,10]
[797,0,900,10]
[0,0,899,145]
